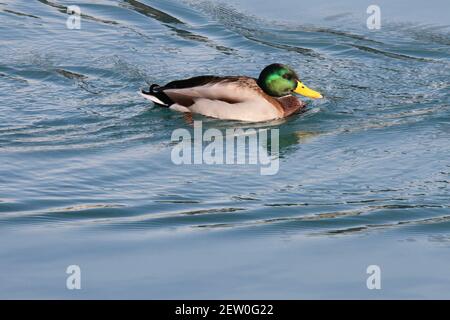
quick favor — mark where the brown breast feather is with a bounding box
[275,95,306,117]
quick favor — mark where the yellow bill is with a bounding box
[294,81,323,99]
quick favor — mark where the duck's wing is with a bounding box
[164,75,225,91]
[141,76,239,107]
[162,76,255,106]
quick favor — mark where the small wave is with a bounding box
[2,8,41,19]
[321,214,450,236]
[349,44,433,62]
[36,0,119,25]
[122,0,236,55]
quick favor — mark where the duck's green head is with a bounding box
[257,63,323,99]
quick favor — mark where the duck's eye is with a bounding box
[283,74,292,80]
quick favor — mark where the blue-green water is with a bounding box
[0,0,449,299]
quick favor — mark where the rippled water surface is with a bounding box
[1,0,449,298]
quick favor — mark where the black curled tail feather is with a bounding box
[141,84,174,107]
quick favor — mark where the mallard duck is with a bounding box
[140,63,322,122]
